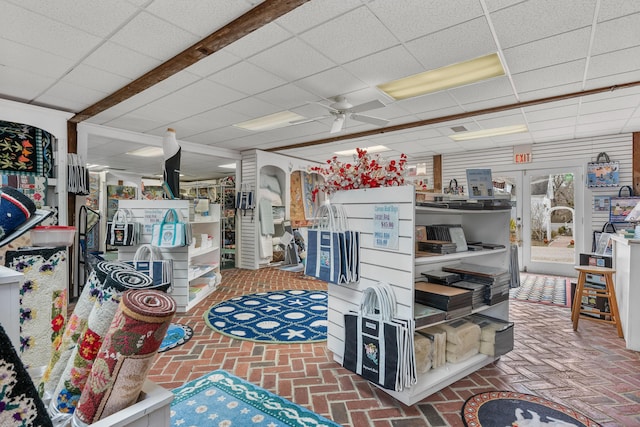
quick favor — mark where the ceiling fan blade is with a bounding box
[350,99,386,113]
[330,115,346,133]
[350,113,390,127]
[311,101,339,113]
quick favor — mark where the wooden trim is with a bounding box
[69,0,309,123]
[266,80,640,152]
[433,154,442,192]
[633,132,640,196]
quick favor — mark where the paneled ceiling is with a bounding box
[2,0,640,181]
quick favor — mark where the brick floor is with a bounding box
[147,267,640,426]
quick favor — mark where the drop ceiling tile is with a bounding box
[449,77,515,105]
[146,0,254,37]
[94,87,169,122]
[397,91,460,115]
[104,114,169,134]
[585,70,640,91]
[405,17,497,70]
[295,66,368,100]
[343,45,426,86]
[528,117,577,131]
[518,82,584,102]
[7,0,138,37]
[484,0,528,13]
[491,133,533,146]
[366,0,484,43]
[185,50,242,78]
[490,0,596,48]
[415,106,468,121]
[577,109,635,125]
[110,11,200,61]
[523,103,579,122]
[224,97,282,118]
[255,84,318,109]
[580,94,640,115]
[512,59,586,93]
[224,23,293,59]
[181,79,246,108]
[0,67,56,103]
[36,80,109,112]
[186,126,250,145]
[592,13,640,55]
[83,42,162,80]
[0,2,102,61]
[62,64,132,94]
[299,7,398,64]
[276,0,361,35]
[145,92,216,121]
[503,28,591,75]
[462,95,519,112]
[183,107,253,132]
[0,38,74,79]
[152,71,202,93]
[575,119,628,135]
[249,38,335,81]
[597,0,640,21]
[622,117,640,131]
[209,62,286,95]
[587,46,640,80]
[475,112,527,128]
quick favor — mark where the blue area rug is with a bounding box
[158,323,193,353]
[203,290,328,343]
[170,370,341,427]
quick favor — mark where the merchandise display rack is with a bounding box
[327,185,511,406]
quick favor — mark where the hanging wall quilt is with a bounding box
[0,174,47,208]
[0,120,55,177]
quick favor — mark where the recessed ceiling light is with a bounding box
[87,164,109,170]
[377,53,505,100]
[234,111,306,131]
[449,124,528,141]
[126,146,164,157]
[219,163,237,169]
[335,145,390,156]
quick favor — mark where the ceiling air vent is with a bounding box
[451,126,467,133]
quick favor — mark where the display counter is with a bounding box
[610,235,640,351]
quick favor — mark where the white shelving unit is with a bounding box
[117,200,221,313]
[327,185,511,406]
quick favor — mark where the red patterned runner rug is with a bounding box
[73,289,175,425]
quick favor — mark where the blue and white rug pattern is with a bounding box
[158,323,193,353]
[204,290,328,343]
[171,369,341,426]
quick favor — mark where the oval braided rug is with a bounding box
[203,290,328,343]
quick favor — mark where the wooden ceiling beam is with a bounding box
[69,0,309,123]
[265,80,640,152]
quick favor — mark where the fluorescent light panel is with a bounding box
[335,145,390,156]
[377,53,505,100]
[449,124,528,141]
[219,163,237,169]
[126,146,164,157]
[234,111,305,131]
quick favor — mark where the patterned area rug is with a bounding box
[510,273,572,307]
[171,370,340,427]
[204,290,328,343]
[461,391,602,426]
[159,323,193,353]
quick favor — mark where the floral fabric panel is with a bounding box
[0,120,53,176]
[4,247,68,374]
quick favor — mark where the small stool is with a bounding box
[572,265,623,338]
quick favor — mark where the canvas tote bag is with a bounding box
[106,208,139,246]
[151,208,192,248]
[342,283,416,391]
[305,203,359,284]
[124,244,173,292]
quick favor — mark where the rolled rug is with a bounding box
[72,289,176,425]
[39,268,102,402]
[4,247,68,378]
[0,186,36,240]
[48,269,152,421]
[0,322,53,427]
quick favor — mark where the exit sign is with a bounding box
[514,144,532,164]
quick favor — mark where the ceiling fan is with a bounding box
[294,95,391,133]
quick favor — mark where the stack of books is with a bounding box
[418,240,457,254]
[414,302,447,327]
[425,224,468,252]
[421,270,462,285]
[442,263,511,305]
[415,281,473,319]
[448,280,487,308]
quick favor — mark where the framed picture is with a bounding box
[466,168,494,199]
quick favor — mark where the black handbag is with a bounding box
[592,222,616,253]
[106,209,138,246]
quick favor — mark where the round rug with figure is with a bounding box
[461,391,602,427]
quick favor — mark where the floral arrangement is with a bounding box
[309,148,427,200]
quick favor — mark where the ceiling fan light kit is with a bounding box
[377,53,505,100]
[308,95,392,134]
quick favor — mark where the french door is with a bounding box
[493,165,583,277]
